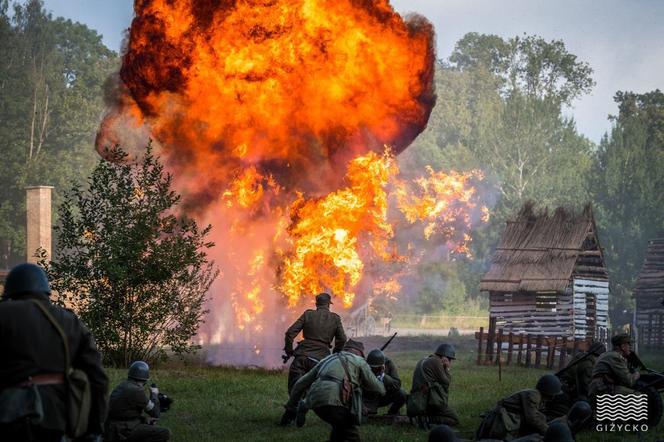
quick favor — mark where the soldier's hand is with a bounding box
[633,371,640,381]
[150,386,160,396]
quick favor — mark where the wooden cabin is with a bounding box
[633,239,664,348]
[480,203,609,341]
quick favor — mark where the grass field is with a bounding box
[108,336,664,441]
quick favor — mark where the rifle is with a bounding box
[380,332,398,352]
[555,350,594,378]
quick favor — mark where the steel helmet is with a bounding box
[3,263,51,299]
[435,344,456,360]
[366,349,386,368]
[567,400,592,429]
[536,374,562,397]
[128,361,150,381]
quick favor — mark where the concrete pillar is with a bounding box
[26,186,53,263]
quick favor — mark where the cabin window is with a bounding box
[535,292,557,312]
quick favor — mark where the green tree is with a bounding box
[0,0,117,261]
[593,90,664,324]
[42,146,218,365]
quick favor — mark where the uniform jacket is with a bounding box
[105,379,159,439]
[284,306,347,360]
[287,351,385,413]
[381,357,402,393]
[409,355,451,414]
[591,351,635,388]
[499,389,548,436]
[558,351,597,399]
[0,294,108,434]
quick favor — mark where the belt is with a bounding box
[16,373,65,387]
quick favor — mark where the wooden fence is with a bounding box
[475,317,609,370]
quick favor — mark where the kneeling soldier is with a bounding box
[363,349,407,416]
[281,339,385,442]
[407,344,459,428]
[105,361,171,442]
[588,333,640,404]
[476,374,561,440]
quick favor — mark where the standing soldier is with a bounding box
[280,339,385,441]
[407,344,459,428]
[105,361,171,442]
[0,263,108,442]
[363,349,408,416]
[283,292,347,392]
[475,374,562,440]
[588,333,640,403]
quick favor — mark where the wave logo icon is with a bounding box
[596,394,648,421]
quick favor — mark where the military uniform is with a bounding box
[286,345,385,442]
[477,389,548,440]
[559,351,598,401]
[284,293,347,392]
[105,379,170,442]
[0,284,108,442]
[363,356,407,416]
[588,350,639,399]
[407,355,459,426]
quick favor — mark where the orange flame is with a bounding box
[96,1,491,366]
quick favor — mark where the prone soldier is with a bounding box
[475,374,562,440]
[0,263,108,442]
[363,349,408,416]
[407,344,459,428]
[281,339,385,441]
[105,361,171,442]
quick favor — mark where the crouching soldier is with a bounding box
[510,400,593,442]
[407,344,459,428]
[281,339,385,442]
[105,361,171,442]
[588,333,640,405]
[363,349,408,417]
[476,374,562,440]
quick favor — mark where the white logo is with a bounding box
[595,394,649,433]
[596,394,648,421]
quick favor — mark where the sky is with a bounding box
[41,0,664,143]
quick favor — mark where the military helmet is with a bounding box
[543,422,573,442]
[428,424,459,442]
[3,263,51,299]
[366,349,385,368]
[567,400,592,428]
[588,341,606,356]
[611,333,631,347]
[536,374,562,397]
[128,360,150,381]
[315,292,333,306]
[435,343,456,360]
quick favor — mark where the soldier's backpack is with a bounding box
[32,300,91,439]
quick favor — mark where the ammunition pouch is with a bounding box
[0,384,44,425]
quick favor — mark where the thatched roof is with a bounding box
[634,239,664,299]
[480,203,603,293]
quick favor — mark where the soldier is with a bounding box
[558,341,606,402]
[105,361,171,442]
[280,339,385,441]
[363,349,407,416]
[511,400,593,442]
[0,263,108,442]
[407,343,459,428]
[475,374,562,440]
[588,333,640,403]
[283,292,347,393]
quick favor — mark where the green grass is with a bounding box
[109,339,664,441]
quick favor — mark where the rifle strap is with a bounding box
[338,354,354,387]
[31,300,72,376]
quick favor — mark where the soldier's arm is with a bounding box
[424,358,450,388]
[286,363,319,409]
[73,320,110,435]
[284,313,306,355]
[359,360,386,396]
[332,315,347,353]
[383,359,402,391]
[522,392,548,435]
